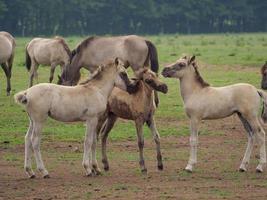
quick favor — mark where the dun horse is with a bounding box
[26,37,72,87]
[15,58,132,178]
[261,61,267,89]
[97,69,168,173]
[162,55,267,173]
[0,31,15,95]
[58,35,160,105]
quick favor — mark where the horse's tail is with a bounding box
[258,89,267,123]
[25,46,31,71]
[14,90,28,105]
[145,40,159,73]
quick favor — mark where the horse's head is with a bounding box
[137,68,168,94]
[161,55,196,79]
[261,61,267,89]
[57,63,81,86]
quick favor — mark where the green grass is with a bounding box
[0,33,266,146]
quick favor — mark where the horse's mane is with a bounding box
[72,36,97,58]
[261,61,267,75]
[79,61,116,85]
[55,36,72,59]
[192,62,210,87]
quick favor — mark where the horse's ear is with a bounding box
[188,55,196,65]
[115,57,119,66]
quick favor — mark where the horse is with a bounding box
[161,55,267,173]
[97,69,168,173]
[57,35,160,106]
[261,61,267,89]
[26,37,72,87]
[0,31,15,95]
[14,58,133,178]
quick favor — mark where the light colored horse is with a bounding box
[162,55,267,173]
[14,58,131,178]
[58,35,160,106]
[0,31,15,95]
[26,37,72,87]
[97,69,168,173]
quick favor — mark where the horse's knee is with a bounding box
[138,140,144,149]
[190,137,198,147]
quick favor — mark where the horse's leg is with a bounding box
[6,53,14,95]
[101,114,117,171]
[237,113,255,172]
[135,119,147,173]
[83,117,98,176]
[24,118,35,178]
[1,63,11,96]
[146,115,163,170]
[29,61,37,87]
[31,121,49,178]
[49,63,57,83]
[185,117,200,172]
[91,119,102,175]
[253,118,266,173]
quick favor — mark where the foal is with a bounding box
[26,37,72,87]
[98,69,168,172]
[15,58,131,178]
[162,55,267,173]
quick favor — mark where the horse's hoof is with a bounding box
[185,165,193,173]
[158,164,163,171]
[104,166,109,171]
[29,174,36,179]
[141,168,147,174]
[43,174,50,179]
[86,173,93,177]
[239,168,247,172]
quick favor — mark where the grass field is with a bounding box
[1,33,267,199]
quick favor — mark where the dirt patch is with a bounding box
[1,117,267,200]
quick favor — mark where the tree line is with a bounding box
[0,0,266,36]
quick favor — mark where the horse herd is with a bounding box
[1,31,267,179]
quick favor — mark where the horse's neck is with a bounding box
[179,74,202,102]
[87,72,116,99]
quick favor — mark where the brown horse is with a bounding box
[97,69,168,173]
[57,35,160,105]
[261,61,267,89]
[26,37,72,87]
[0,31,15,95]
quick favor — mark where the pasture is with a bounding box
[1,33,267,199]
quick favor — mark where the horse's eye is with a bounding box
[179,63,186,67]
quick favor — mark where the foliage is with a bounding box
[0,0,266,36]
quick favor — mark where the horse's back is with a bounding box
[79,35,148,68]
[27,37,69,65]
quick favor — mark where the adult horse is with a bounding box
[26,37,72,87]
[261,61,267,89]
[0,31,15,95]
[162,55,267,173]
[58,35,160,105]
[15,58,132,178]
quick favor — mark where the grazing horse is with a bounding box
[14,58,132,178]
[26,37,72,87]
[162,55,267,173]
[0,31,15,95]
[57,35,160,106]
[97,69,168,173]
[261,61,267,89]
